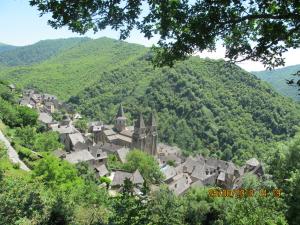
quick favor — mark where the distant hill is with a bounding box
[0,38,91,66]
[253,65,300,102]
[0,37,147,99]
[0,43,17,53]
[0,37,300,162]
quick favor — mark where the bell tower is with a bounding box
[146,112,158,155]
[115,104,126,132]
[132,113,147,150]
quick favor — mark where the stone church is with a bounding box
[96,104,158,155]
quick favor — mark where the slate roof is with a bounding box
[95,164,109,177]
[202,173,218,186]
[120,129,133,137]
[51,124,75,134]
[19,97,32,107]
[183,157,200,174]
[206,158,228,170]
[107,135,118,141]
[115,134,132,143]
[116,147,130,163]
[157,143,181,156]
[131,170,144,184]
[161,165,177,182]
[38,113,53,124]
[65,150,95,164]
[89,144,108,159]
[53,149,67,158]
[103,129,117,136]
[191,180,204,188]
[168,174,191,196]
[68,133,85,146]
[73,142,88,151]
[246,158,260,167]
[101,143,123,153]
[159,154,182,165]
[111,170,144,187]
[191,164,207,180]
[217,171,226,182]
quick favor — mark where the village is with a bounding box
[19,88,265,196]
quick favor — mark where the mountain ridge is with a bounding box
[253,64,300,102]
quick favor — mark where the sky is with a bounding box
[1,0,300,72]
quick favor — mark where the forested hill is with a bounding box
[253,64,300,102]
[0,37,90,66]
[0,37,300,162]
[0,37,147,99]
[68,56,300,163]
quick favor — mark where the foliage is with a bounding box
[30,0,300,68]
[15,126,37,148]
[14,126,62,152]
[74,118,88,133]
[107,154,123,171]
[0,37,147,100]
[269,133,300,225]
[123,149,164,184]
[32,155,84,190]
[100,176,111,185]
[33,131,63,152]
[0,38,90,66]
[147,187,186,225]
[0,99,38,127]
[0,177,50,225]
[183,186,287,225]
[76,161,98,184]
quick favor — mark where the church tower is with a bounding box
[132,113,147,150]
[115,104,127,132]
[146,112,158,156]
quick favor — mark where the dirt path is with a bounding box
[0,130,30,171]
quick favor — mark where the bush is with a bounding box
[12,163,20,169]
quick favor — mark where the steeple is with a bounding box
[115,103,127,132]
[132,113,147,151]
[135,113,146,130]
[116,104,125,118]
[147,112,157,127]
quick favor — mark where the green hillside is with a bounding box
[0,37,300,162]
[253,64,300,102]
[0,37,90,66]
[0,38,147,99]
[69,56,300,162]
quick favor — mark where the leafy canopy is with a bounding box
[30,0,300,67]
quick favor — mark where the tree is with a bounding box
[17,106,38,127]
[147,187,185,225]
[32,155,84,190]
[74,119,88,133]
[30,0,300,67]
[123,149,164,184]
[15,126,37,149]
[33,131,63,152]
